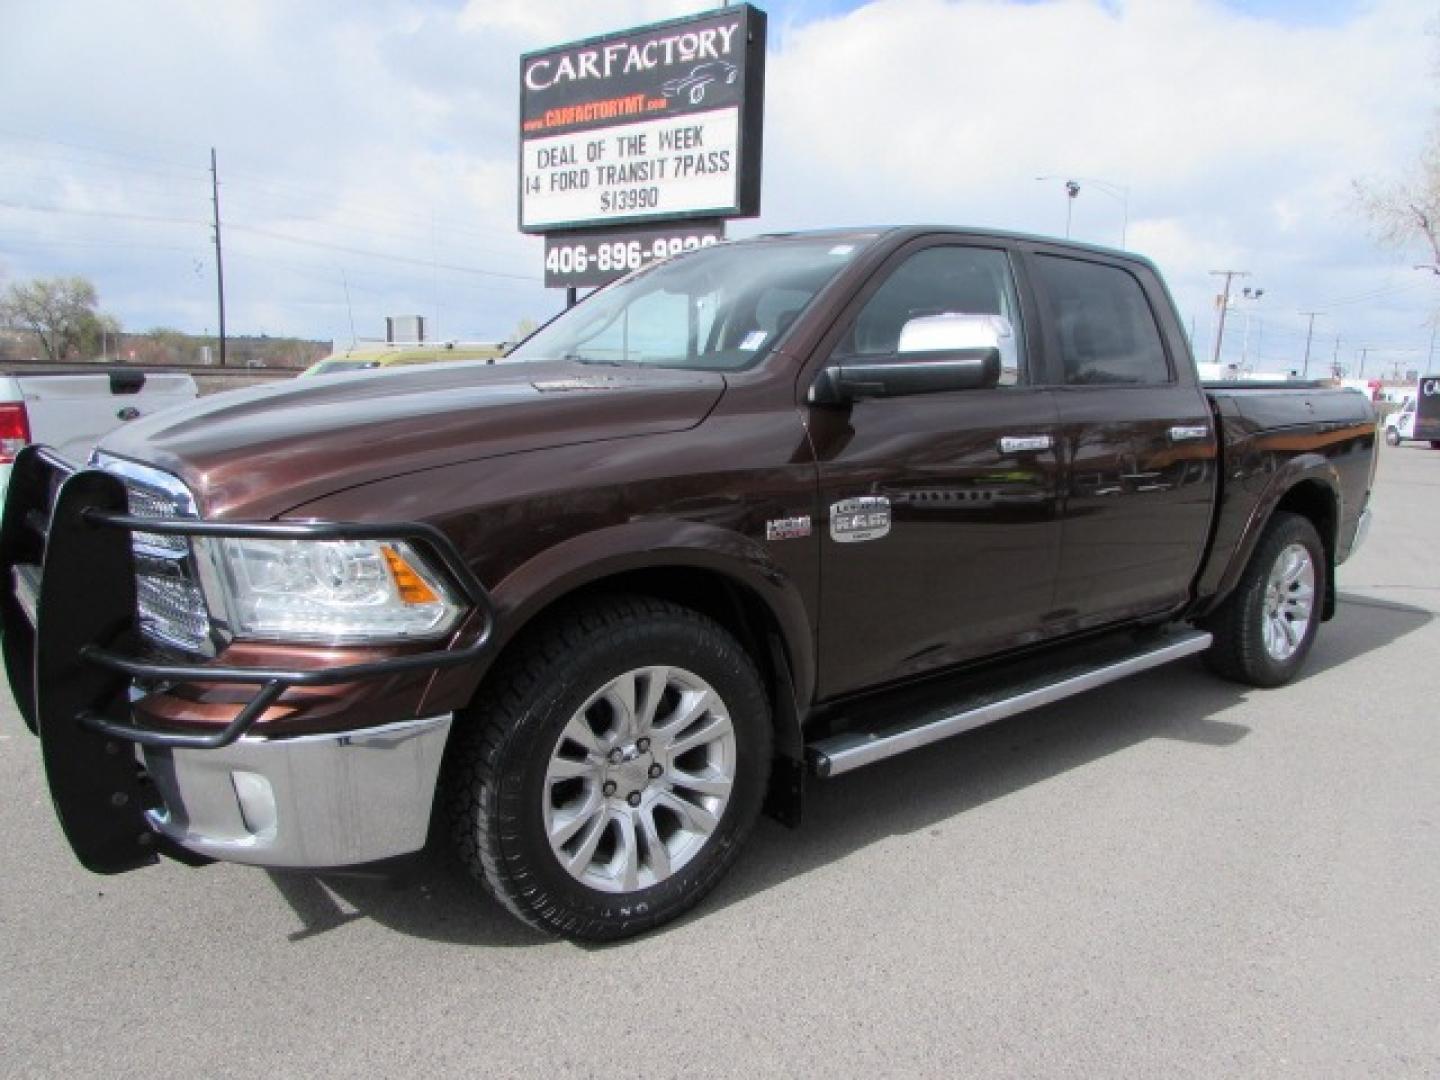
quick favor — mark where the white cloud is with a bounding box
[0,0,1436,374]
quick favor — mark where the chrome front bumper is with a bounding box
[140,713,452,868]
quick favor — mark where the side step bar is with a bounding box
[807,628,1213,778]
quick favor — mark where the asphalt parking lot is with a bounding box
[2,440,1437,1078]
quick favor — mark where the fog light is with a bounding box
[232,770,278,837]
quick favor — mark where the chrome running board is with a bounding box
[807,628,1213,778]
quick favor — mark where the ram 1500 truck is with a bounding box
[1,228,1377,942]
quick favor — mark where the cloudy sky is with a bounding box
[2,0,1437,376]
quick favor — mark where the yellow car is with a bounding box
[301,341,507,377]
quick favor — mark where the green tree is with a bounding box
[0,275,117,362]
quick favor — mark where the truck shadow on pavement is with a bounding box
[265,592,1429,948]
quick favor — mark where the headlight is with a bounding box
[202,537,464,644]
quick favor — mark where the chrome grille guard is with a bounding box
[0,445,496,874]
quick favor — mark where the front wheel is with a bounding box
[1385,427,1401,446]
[445,595,771,942]
[1201,511,1325,687]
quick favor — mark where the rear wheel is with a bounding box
[1385,427,1400,446]
[445,595,771,942]
[1202,511,1325,687]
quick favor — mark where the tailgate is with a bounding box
[16,371,198,466]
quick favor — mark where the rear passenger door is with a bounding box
[1023,248,1218,632]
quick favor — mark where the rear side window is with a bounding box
[1034,256,1170,385]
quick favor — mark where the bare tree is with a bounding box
[1355,130,1440,272]
[0,276,112,361]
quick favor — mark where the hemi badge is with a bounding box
[766,516,811,541]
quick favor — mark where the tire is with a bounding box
[1385,427,1400,446]
[1201,511,1325,688]
[445,594,772,942]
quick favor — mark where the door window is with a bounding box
[839,246,1026,385]
[1034,256,1171,386]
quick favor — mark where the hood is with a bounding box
[99,359,726,518]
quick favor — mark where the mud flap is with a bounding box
[34,470,159,874]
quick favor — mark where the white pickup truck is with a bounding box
[0,368,198,499]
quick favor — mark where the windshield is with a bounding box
[509,237,871,371]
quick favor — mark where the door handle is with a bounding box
[999,434,1053,453]
[1169,425,1210,442]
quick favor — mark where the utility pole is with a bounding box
[340,268,357,348]
[1299,311,1323,379]
[1210,269,1249,366]
[210,147,227,367]
[1357,347,1369,377]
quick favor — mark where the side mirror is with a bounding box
[810,313,1008,405]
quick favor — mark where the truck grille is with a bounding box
[93,454,214,656]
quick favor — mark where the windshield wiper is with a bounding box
[563,354,631,367]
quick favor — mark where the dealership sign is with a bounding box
[543,221,725,289]
[519,5,766,235]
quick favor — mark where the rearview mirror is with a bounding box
[810,313,1008,405]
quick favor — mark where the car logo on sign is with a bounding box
[830,496,891,543]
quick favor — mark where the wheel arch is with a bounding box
[1204,461,1340,622]
[428,523,815,819]
[512,564,809,758]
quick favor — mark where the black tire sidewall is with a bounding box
[488,609,770,936]
[1231,514,1326,686]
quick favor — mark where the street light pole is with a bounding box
[1236,286,1265,371]
[1036,175,1129,246]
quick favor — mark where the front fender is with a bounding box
[418,518,817,719]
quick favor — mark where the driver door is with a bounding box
[807,241,1063,699]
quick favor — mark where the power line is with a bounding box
[224,222,540,281]
[0,129,522,247]
[0,128,208,174]
[0,199,204,227]
[0,199,540,283]
[1319,280,1430,307]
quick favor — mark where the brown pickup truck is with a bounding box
[1,227,1377,942]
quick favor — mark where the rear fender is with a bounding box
[1201,453,1340,619]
